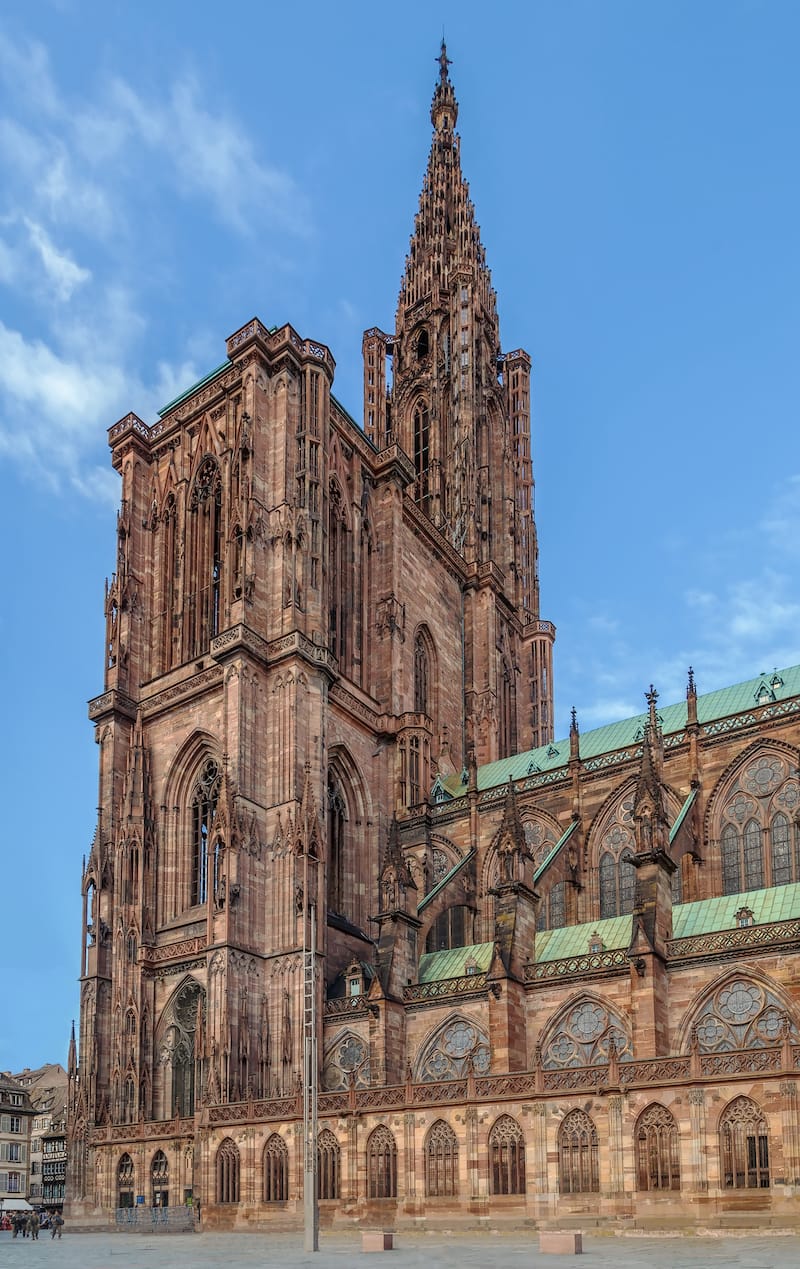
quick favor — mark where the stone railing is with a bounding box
[324,994,372,1019]
[403,973,487,1003]
[525,949,629,983]
[668,916,800,960]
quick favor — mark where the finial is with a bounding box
[687,666,696,697]
[570,706,579,735]
[645,684,659,732]
[437,39,452,83]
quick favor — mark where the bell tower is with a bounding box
[363,44,555,757]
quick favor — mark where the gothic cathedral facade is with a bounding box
[67,51,800,1231]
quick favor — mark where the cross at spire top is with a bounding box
[437,39,452,83]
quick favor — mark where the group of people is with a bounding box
[2,1211,64,1238]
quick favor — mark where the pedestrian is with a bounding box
[28,1212,39,1239]
[51,1213,64,1239]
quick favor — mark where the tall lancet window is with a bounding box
[328,481,351,673]
[188,457,223,658]
[191,759,221,907]
[160,494,178,673]
[414,633,429,715]
[327,774,346,916]
[413,402,430,513]
[498,656,516,757]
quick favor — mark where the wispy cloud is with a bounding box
[0,31,310,498]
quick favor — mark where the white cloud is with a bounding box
[24,219,91,301]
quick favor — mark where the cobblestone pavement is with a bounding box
[2,1229,800,1268]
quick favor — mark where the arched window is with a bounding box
[191,759,220,907]
[413,402,430,512]
[123,1076,136,1124]
[425,904,469,953]
[558,1109,599,1194]
[328,482,351,671]
[124,1009,136,1036]
[414,633,429,715]
[151,1150,169,1208]
[126,933,137,964]
[317,1129,341,1200]
[216,1138,240,1203]
[160,494,178,672]
[720,1097,770,1189]
[415,328,429,361]
[263,1134,288,1202]
[188,456,223,657]
[635,1104,680,1191]
[117,1152,134,1208]
[366,1125,397,1199]
[498,656,516,757]
[771,812,792,887]
[416,1017,490,1082]
[424,1120,458,1197]
[599,852,617,919]
[721,823,740,894]
[162,980,204,1120]
[327,773,346,916]
[743,818,764,890]
[489,1114,526,1195]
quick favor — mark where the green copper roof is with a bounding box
[532,882,800,963]
[439,663,800,798]
[418,942,494,983]
[158,360,232,417]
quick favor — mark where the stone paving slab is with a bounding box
[2,1230,800,1268]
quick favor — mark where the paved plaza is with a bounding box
[1,1229,800,1269]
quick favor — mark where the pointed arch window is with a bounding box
[743,818,764,890]
[413,401,430,512]
[151,1150,169,1208]
[327,773,346,916]
[498,656,516,757]
[424,1119,458,1197]
[123,1076,136,1125]
[328,482,352,672]
[489,1114,526,1195]
[771,812,792,887]
[188,457,223,657]
[317,1129,341,1200]
[366,1125,397,1199]
[117,1152,135,1208]
[558,1109,599,1194]
[721,823,740,894]
[191,759,220,907]
[425,904,468,953]
[635,1104,680,1191]
[720,1097,769,1189]
[414,633,429,715]
[263,1134,288,1202]
[216,1138,240,1203]
[160,494,178,672]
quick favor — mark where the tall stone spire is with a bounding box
[362,45,555,756]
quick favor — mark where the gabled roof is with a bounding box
[418,942,494,983]
[437,662,800,798]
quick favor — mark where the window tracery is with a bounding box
[216,1138,239,1203]
[150,1149,169,1207]
[187,457,223,657]
[158,980,204,1117]
[558,1109,599,1194]
[191,759,220,908]
[317,1129,340,1200]
[714,751,800,893]
[117,1152,134,1208]
[687,977,797,1052]
[322,1031,371,1091]
[635,1104,680,1191]
[540,998,633,1069]
[719,1096,770,1189]
[415,1018,490,1082]
[595,794,636,918]
[489,1114,526,1195]
[263,1134,288,1202]
[424,1119,458,1197]
[366,1125,397,1199]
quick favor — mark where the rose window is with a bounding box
[743,756,785,798]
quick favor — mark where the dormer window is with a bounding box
[588,933,604,955]
[345,960,364,997]
[464,956,478,976]
[735,906,755,928]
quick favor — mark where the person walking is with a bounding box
[28,1212,39,1240]
[51,1213,64,1239]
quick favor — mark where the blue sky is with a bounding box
[1,1,799,1073]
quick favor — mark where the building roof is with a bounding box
[419,882,800,981]
[438,663,800,798]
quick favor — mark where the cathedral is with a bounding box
[66,47,800,1232]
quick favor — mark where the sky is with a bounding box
[1,0,799,1074]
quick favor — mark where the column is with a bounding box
[688,1088,708,1191]
[780,1080,800,1186]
